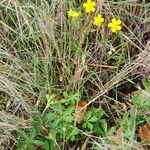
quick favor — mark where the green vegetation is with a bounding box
[0,0,150,149]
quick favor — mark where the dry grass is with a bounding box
[0,0,150,149]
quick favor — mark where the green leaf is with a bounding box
[45,113,58,121]
[63,91,69,99]
[54,103,63,113]
[63,115,74,123]
[63,107,74,116]
[66,127,79,141]
[18,130,29,140]
[95,127,104,135]
[32,113,42,131]
[51,118,60,128]
[86,111,92,120]
[30,127,37,139]
[132,92,145,106]
[89,116,98,122]
[107,127,116,136]
[87,122,93,130]
[32,140,50,150]
[17,140,26,150]
[98,109,104,119]
[143,78,150,91]
[26,143,32,150]
[101,119,107,134]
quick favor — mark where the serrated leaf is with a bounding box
[89,116,98,122]
[54,103,63,113]
[98,109,104,119]
[86,111,92,120]
[63,107,74,116]
[63,115,74,123]
[101,119,107,134]
[87,122,93,130]
[52,118,60,128]
[45,113,58,121]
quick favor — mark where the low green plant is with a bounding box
[92,77,150,149]
[17,75,150,149]
[83,108,111,136]
[115,77,150,144]
[45,92,79,143]
[132,78,150,112]
[17,114,50,150]
[17,92,107,149]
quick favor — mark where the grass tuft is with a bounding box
[0,0,150,149]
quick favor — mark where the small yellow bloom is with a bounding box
[108,18,122,33]
[93,14,104,27]
[83,0,96,13]
[68,9,79,18]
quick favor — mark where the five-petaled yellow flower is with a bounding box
[93,14,104,27]
[108,18,122,33]
[68,9,79,18]
[83,0,96,13]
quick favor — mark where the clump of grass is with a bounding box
[0,0,150,149]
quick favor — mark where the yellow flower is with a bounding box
[83,0,96,13]
[108,18,122,33]
[68,9,79,18]
[93,14,104,27]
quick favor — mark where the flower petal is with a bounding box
[101,18,104,22]
[83,3,86,7]
[91,7,96,12]
[111,28,117,32]
[112,18,116,23]
[117,20,121,24]
[108,23,112,27]
[91,2,96,6]
[117,26,122,30]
